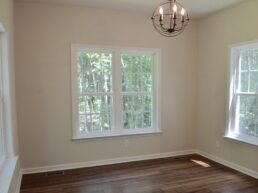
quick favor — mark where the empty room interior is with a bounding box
[1,0,258,192]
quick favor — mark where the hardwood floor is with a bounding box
[20,154,258,193]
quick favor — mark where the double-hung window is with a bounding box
[227,41,258,146]
[71,45,160,139]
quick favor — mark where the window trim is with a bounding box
[225,40,258,146]
[71,44,161,140]
[0,23,6,173]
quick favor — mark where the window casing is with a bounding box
[0,26,6,171]
[227,41,258,146]
[71,45,161,139]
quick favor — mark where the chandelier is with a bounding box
[151,0,190,37]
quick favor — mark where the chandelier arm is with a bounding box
[156,23,168,33]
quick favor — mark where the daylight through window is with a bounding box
[72,45,160,139]
[227,42,258,146]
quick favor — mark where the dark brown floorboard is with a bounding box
[20,154,258,193]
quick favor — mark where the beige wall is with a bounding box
[197,0,258,172]
[15,2,198,168]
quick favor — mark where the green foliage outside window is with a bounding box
[77,52,112,133]
[122,54,153,129]
[238,49,258,137]
[77,52,153,133]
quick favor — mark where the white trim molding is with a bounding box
[14,170,22,193]
[0,156,19,193]
[226,41,258,147]
[20,149,258,184]
[71,44,162,140]
[21,150,195,174]
[197,150,258,179]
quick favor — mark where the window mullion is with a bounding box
[78,92,113,96]
[113,51,123,134]
[235,92,258,97]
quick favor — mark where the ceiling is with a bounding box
[15,0,243,19]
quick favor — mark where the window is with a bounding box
[227,41,258,146]
[71,45,160,139]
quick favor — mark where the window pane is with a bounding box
[135,112,143,128]
[239,49,258,93]
[122,54,152,92]
[76,50,113,134]
[134,96,143,112]
[122,55,141,73]
[123,112,133,129]
[250,71,258,93]
[123,95,133,112]
[77,52,112,93]
[123,95,152,129]
[78,96,113,133]
[79,96,112,114]
[143,112,152,128]
[239,72,248,92]
[79,114,87,133]
[237,96,258,137]
[121,53,153,130]
[240,50,248,71]
[144,96,152,111]
[142,73,152,92]
[251,49,258,71]
[121,54,153,129]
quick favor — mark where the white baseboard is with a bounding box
[21,149,196,174]
[20,149,258,181]
[197,150,258,179]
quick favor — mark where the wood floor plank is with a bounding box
[20,154,258,193]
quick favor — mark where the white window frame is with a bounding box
[226,40,258,146]
[71,44,161,139]
[0,23,6,173]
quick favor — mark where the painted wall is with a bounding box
[15,2,198,168]
[197,0,258,172]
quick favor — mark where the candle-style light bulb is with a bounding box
[172,4,177,19]
[159,7,164,21]
[159,7,163,15]
[173,4,177,12]
[181,8,185,22]
[181,8,185,16]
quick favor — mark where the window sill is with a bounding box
[72,129,162,140]
[224,132,258,147]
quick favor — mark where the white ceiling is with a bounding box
[15,0,243,19]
